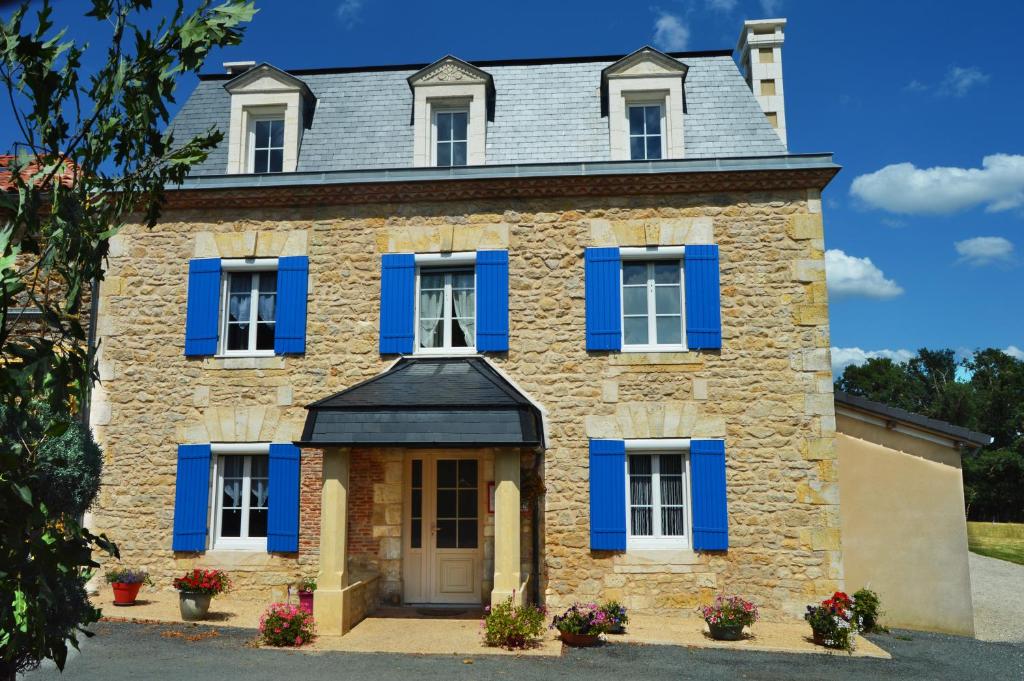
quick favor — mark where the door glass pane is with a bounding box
[411,519,422,549]
[412,489,422,517]
[458,460,477,487]
[437,460,457,488]
[623,317,648,345]
[458,519,478,549]
[623,287,647,315]
[411,460,423,488]
[411,460,423,549]
[458,489,477,517]
[436,519,457,548]
[436,489,457,518]
[655,316,682,345]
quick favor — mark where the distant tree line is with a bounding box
[835,348,1024,523]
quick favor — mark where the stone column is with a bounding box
[314,447,350,633]
[491,449,523,607]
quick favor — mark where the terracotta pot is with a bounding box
[298,590,314,614]
[558,630,601,647]
[111,582,142,606]
[708,623,745,641]
[179,592,212,621]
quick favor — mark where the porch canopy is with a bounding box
[298,356,543,448]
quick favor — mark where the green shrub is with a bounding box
[852,588,885,633]
[482,596,546,649]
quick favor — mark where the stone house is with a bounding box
[88,18,857,634]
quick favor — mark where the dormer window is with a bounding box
[408,56,494,168]
[434,109,469,167]
[249,115,285,174]
[601,47,688,162]
[628,103,664,160]
[222,63,314,175]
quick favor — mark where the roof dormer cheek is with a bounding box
[223,63,315,174]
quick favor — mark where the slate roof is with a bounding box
[834,391,992,447]
[172,50,788,176]
[299,357,544,448]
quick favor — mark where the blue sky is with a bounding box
[4,0,1022,374]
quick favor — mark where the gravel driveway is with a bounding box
[20,621,1024,681]
[971,552,1024,642]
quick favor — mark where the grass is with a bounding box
[968,537,1024,566]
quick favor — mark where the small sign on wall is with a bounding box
[487,481,495,514]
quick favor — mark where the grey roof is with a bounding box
[172,50,787,176]
[834,391,992,448]
[299,357,543,448]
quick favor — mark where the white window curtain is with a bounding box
[419,287,444,348]
[452,287,475,346]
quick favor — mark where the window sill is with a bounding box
[622,345,688,353]
[413,347,478,356]
[202,355,286,370]
[188,549,290,571]
[612,548,704,574]
[215,351,276,358]
[608,351,704,366]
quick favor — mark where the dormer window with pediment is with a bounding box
[408,56,494,168]
[223,63,315,174]
[601,47,688,161]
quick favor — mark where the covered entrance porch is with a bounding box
[297,357,545,634]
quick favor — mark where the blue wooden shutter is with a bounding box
[274,256,309,355]
[379,253,415,354]
[585,247,622,351]
[184,258,221,356]
[475,250,509,352]
[172,444,212,552]
[267,443,300,553]
[589,439,627,551]
[690,439,728,551]
[684,245,722,349]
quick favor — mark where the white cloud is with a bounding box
[831,347,915,376]
[336,0,363,27]
[954,236,1015,266]
[759,0,782,14]
[825,249,904,299]
[706,0,738,11]
[939,66,990,98]
[653,13,689,51]
[904,79,929,93]
[1005,345,1024,360]
[849,154,1024,215]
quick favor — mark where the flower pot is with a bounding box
[558,630,601,647]
[298,590,314,615]
[111,582,142,606]
[708,623,745,641]
[179,592,212,621]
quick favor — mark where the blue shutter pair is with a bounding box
[172,443,301,553]
[379,250,509,354]
[184,256,309,356]
[588,439,728,552]
[584,245,722,350]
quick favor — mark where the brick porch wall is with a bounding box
[298,448,323,566]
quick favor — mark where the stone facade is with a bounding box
[89,186,838,619]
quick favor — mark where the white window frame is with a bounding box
[246,112,286,174]
[218,258,278,358]
[620,246,687,352]
[626,99,666,161]
[431,106,470,168]
[624,439,692,551]
[209,442,270,552]
[413,252,477,355]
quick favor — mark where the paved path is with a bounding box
[20,621,1024,681]
[970,552,1024,642]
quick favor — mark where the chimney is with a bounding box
[223,60,256,76]
[736,19,787,147]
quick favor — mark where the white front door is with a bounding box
[402,453,483,604]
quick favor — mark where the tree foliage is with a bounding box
[0,1,254,676]
[836,347,1024,522]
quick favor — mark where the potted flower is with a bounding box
[297,577,316,615]
[550,602,611,646]
[600,600,629,634]
[259,603,316,647]
[105,568,151,606]
[698,595,759,641]
[173,569,230,621]
[805,591,860,652]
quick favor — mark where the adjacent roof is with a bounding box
[298,357,544,448]
[834,391,993,448]
[172,49,788,177]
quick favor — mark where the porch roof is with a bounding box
[297,357,544,448]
